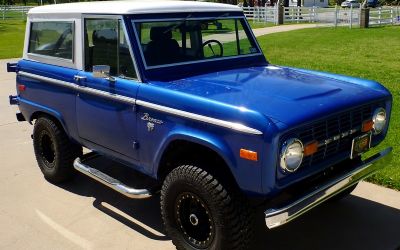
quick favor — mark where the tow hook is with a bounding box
[6,63,18,73]
[9,95,19,105]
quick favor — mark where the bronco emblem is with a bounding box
[141,113,164,125]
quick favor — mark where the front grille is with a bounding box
[281,102,384,170]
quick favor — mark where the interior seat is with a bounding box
[92,29,118,75]
[144,26,180,66]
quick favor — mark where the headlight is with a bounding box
[280,138,304,173]
[372,108,387,135]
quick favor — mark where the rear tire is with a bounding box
[33,117,82,183]
[161,165,254,250]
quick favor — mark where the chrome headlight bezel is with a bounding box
[372,107,387,135]
[280,138,304,173]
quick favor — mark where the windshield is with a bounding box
[132,17,260,68]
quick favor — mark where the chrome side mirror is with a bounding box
[93,65,115,82]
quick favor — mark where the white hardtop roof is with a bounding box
[28,0,241,16]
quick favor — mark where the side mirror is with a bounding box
[93,65,115,82]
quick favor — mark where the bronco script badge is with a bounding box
[141,113,163,132]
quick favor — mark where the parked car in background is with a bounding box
[367,0,380,8]
[341,0,361,8]
[7,1,393,249]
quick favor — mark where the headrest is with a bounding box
[92,29,117,44]
[150,26,172,41]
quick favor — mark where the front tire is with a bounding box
[33,117,82,183]
[161,165,253,250]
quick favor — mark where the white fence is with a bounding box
[243,6,279,24]
[242,5,400,28]
[1,5,34,20]
[284,6,318,23]
[312,6,361,28]
[1,4,399,26]
[369,7,398,26]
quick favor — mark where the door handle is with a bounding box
[74,75,87,83]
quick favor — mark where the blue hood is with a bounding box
[160,66,390,127]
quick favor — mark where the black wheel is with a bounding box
[331,183,358,202]
[33,116,82,183]
[161,165,254,250]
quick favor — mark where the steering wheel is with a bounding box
[199,39,223,58]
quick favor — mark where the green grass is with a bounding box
[0,20,26,59]
[249,22,275,29]
[257,26,400,190]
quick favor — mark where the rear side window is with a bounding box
[28,22,74,60]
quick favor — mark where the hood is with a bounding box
[155,66,389,127]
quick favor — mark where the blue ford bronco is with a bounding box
[7,1,393,249]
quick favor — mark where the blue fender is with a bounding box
[19,98,70,135]
[152,129,236,178]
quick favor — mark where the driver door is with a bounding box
[76,17,140,161]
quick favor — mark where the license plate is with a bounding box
[350,133,371,159]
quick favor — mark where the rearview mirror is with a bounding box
[93,65,115,82]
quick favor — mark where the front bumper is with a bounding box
[265,147,392,229]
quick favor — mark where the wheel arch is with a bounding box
[30,110,69,135]
[155,133,240,190]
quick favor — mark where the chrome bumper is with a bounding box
[265,147,393,229]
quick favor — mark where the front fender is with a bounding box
[153,129,236,176]
[151,123,269,195]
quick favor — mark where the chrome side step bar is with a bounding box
[73,158,152,199]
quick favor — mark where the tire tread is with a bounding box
[33,117,82,183]
[161,165,254,250]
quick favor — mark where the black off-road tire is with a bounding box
[161,165,254,250]
[33,117,82,183]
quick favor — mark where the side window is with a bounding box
[237,20,258,55]
[28,22,74,60]
[84,18,137,79]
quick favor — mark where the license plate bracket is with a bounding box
[350,133,372,159]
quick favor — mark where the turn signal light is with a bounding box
[362,120,374,132]
[240,149,258,161]
[18,84,26,92]
[304,141,318,156]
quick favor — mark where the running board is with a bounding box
[73,157,152,199]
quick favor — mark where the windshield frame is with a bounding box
[130,15,263,70]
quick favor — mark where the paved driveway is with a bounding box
[1,59,400,250]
